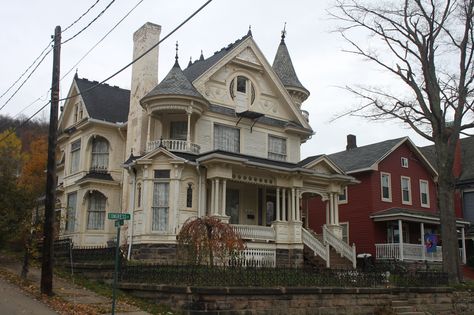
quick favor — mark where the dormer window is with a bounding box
[236,76,247,93]
[74,104,79,122]
[230,75,256,112]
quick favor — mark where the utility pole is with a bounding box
[41,25,61,296]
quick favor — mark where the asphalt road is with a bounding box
[0,277,57,314]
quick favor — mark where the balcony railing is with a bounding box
[375,243,456,262]
[231,224,275,242]
[147,139,200,154]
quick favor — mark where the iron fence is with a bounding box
[120,263,448,287]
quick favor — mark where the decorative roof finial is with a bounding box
[74,68,79,79]
[281,22,287,44]
[247,25,252,36]
[188,56,193,67]
[199,49,204,61]
[175,41,179,65]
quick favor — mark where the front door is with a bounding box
[226,189,239,224]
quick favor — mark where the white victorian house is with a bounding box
[57,23,358,268]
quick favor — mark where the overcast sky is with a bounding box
[0,0,432,157]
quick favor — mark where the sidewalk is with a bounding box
[0,252,151,315]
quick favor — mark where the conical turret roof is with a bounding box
[143,60,205,100]
[272,33,309,95]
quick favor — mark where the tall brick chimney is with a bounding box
[126,22,161,156]
[346,134,357,150]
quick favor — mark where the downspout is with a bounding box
[127,167,137,260]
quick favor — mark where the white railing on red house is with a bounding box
[231,224,275,242]
[323,225,357,269]
[375,243,447,262]
[302,228,330,267]
[147,139,200,154]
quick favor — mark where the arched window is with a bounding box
[87,191,106,230]
[91,137,109,172]
[186,183,193,208]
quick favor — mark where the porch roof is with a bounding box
[370,207,470,226]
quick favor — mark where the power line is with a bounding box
[0,40,52,101]
[0,48,52,112]
[62,0,102,33]
[61,0,146,81]
[0,0,214,143]
[61,0,116,45]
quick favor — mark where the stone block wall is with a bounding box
[131,243,177,263]
[276,248,303,268]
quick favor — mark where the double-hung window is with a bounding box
[70,140,81,173]
[87,191,106,230]
[381,172,392,202]
[91,137,109,172]
[214,124,240,153]
[401,176,412,205]
[420,180,429,207]
[268,135,287,161]
[152,170,170,232]
[65,192,77,232]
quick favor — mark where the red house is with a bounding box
[305,135,469,264]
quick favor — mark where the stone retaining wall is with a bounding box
[119,284,474,315]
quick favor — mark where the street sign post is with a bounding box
[107,212,130,315]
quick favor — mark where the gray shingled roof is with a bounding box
[325,138,405,173]
[183,33,251,83]
[144,61,206,100]
[272,37,309,95]
[75,77,130,123]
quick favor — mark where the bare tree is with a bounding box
[331,0,474,284]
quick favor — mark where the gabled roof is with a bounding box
[183,32,252,83]
[325,138,405,173]
[75,76,130,123]
[272,35,309,95]
[143,60,206,100]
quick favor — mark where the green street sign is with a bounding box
[114,219,124,227]
[108,213,130,220]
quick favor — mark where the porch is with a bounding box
[370,208,469,264]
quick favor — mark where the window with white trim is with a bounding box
[65,192,77,232]
[70,139,81,173]
[268,135,287,161]
[420,180,430,207]
[152,170,170,232]
[338,187,348,204]
[401,157,409,168]
[401,176,412,204]
[214,124,240,153]
[170,121,187,140]
[87,191,106,230]
[381,172,392,202]
[91,137,109,172]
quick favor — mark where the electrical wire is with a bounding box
[0,0,214,143]
[61,0,116,45]
[62,0,102,33]
[0,48,52,112]
[0,40,52,101]
[61,0,146,81]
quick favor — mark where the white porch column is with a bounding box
[221,179,227,216]
[282,189,287,221]
[398,219,404,261]
[291,188,295,221]
[276,188,280,221]
[211,179,215,215]
[333,193,339,225]
[214,179,220,215]
[328,193,334,225]
[146,114,152,150]
[462,227,467,264]
[296,189,301,221]
[420,222,426,261]
[326,201,329,225]
[186,110,191,146]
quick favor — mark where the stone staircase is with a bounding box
[390,299,431,315]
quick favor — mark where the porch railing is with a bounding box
[375,243,445,262]
[323,225,357,269]
[241,248,276,267]
[302,228,329,267]
[147,139,200,154]
[231,225,275,242]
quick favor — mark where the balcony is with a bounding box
[147,139,200,154]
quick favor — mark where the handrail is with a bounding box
[323,225,356,269]
[231,224,275,241]
[302,228,329,268]
[147,139,200,154]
